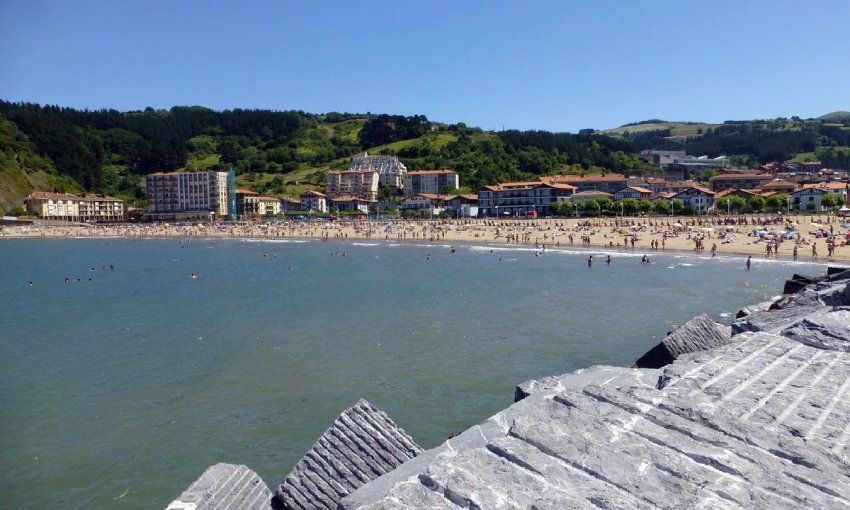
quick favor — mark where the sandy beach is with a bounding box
[3,214,850,263]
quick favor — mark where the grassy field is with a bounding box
[603,121,720,137]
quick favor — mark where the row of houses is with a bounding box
[23,192,125,221]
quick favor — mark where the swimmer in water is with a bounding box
[191,273,198,279]
[587,255,593,267]
[288,265,293,271]
[746,255,751,270]
[606,255,611,266]
[642,255,649,264]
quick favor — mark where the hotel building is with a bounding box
[145,170,236,220]
[326,170,379,201]
[402,170,459,196]
[478,179,576,217]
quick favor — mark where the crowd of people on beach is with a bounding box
[4,214,849,267]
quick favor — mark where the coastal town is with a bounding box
[6,150,850,262]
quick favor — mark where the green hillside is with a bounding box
[602,115,850,167]
[0,114,83,213]
[603,120,720,138]
[0,102,649,212]
[818,111,850,122]
[3,102,850,214]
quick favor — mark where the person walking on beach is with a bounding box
[746,256,751,271]
[793,245,798,261]
[812,243,818,260]
[711,243,717,257]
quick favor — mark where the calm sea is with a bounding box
[0,238,824,510]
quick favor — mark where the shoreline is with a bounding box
[0,229,835,266]
[2,215,849,262]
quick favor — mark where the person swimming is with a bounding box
[606,255,611,266]
[746,255,752,270]
[587,255,593,267]
[191,273,198,279]
[642,255,649,264]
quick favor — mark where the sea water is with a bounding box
[0,238,824,509]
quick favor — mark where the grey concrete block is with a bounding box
[634,314,733,369]
[166,463,272,510]
[272,399,421,510]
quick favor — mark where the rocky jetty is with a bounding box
[271,399,422,510]
[339,267,850,509]
[165,267,850,510]
[165,463,271,510]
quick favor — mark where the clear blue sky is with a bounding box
[1,0,848,132]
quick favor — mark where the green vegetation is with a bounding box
[604,115,850,166]
[2,100,850,215]
[0,101,654,211]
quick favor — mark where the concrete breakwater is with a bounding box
[166,267,850,510]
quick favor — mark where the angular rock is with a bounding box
[166,463,271,510]
[732,290,827,334]
[782,308,850,351]
[735,299,775,319]
[634,314,732,369]
[514,365,659,402]
[272,399,422,510]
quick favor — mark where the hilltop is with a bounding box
[2,102,850,214]
[602,114,850,168]
[0,102,648,212]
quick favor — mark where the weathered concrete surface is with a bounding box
[343,273,850,510]
[514,365,660,402]
[165,463,271,510]
[634,314,733,369]
[782,308,850,351]
[271,399,421,510]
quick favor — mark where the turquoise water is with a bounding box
[0,238,822,510]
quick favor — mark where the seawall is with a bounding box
[166,266,850,510]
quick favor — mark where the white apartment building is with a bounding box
[349,152,407,189]
[146,171,232,218]
[402,170,459,196]
[24,191,124,221]
[326,170,379,201]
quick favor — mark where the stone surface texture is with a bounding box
[165,463,272,510]
[341,276,850,510]
[271,399,422,510]
[634,314,733,368]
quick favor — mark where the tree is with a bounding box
[582,199,599,215]
[821,193,843,211]
[619,198,639,216]
[671,199,683,214]
[653,200,671,215]
[748,195,765,212]
[638,199,653,214]
[378,185,394,201]
[764,193,789,212]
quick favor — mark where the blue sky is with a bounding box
[1,0,848,132]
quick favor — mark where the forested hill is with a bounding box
[0,101,649,212]
[602,114,850,168]
[1,100,849,214]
